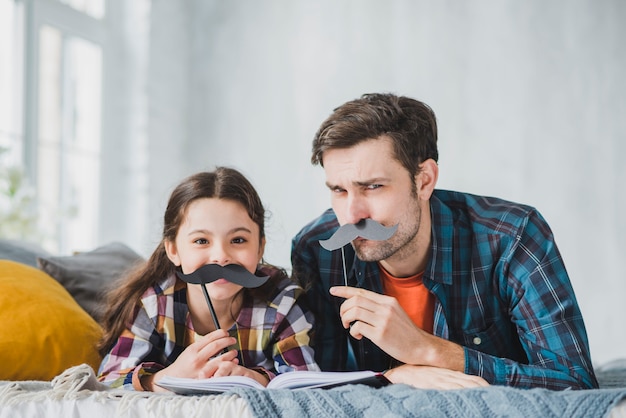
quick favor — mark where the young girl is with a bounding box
[97,167,319,391]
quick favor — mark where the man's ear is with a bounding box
[164,240,181,266]
[415,158,439,200]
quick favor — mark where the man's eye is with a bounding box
[331,187,346,193]
[366,184,382,190]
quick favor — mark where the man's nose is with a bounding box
[344,194,369,225]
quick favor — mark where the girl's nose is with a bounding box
[210,244,231,266]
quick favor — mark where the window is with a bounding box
[2,0,150,255]
[0,0,31,238]
[0,0,24,164]
[37,25,102,252]
[1,0,105,253]
[57,0,105,19]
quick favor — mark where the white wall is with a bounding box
[128,0,625,366]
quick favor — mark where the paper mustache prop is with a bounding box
[318,219,398,286]
[175,263,270,288]
[319,219,398,251]
[176,264,270,344]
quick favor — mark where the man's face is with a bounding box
[322,136,424,265]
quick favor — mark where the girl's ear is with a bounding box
[415,158,439,200]
[164,240,181,266]
[258,237,266,262]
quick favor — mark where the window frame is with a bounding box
[24,0,106,185]
[21,0,108,253]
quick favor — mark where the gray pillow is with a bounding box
[37,242,144,323]
[0,239,51,267]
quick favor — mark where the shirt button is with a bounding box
[473,337,482,346]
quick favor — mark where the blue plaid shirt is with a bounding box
[291,189,598,390]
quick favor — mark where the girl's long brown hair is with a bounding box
[97,167,287,356]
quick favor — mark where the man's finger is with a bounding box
[330,285,380,300]
[340,304,379,329]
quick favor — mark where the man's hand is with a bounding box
[385,365,489,389]
[329,286,464,371]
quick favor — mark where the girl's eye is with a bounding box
[232,237,247,244]
[194,238,208,245]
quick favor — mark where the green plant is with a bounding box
[0,146,38,239]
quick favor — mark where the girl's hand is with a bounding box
[148,329,237,391]
[212,362,270,387]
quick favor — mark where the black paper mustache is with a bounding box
[175,263,270,288]
[318,219,398,251]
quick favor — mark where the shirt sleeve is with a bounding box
[269,282,321,375]
[464,210,598,389]
[97,305,166,390]
[291,231,351,372]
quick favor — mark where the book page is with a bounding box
[156,370,389,394]
[268,370,387,389]
[157,375,265,394]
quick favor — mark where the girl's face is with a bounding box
[165,197,265,302]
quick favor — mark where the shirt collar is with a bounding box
[425,191,454,285]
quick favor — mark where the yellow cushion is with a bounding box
[0,260,102,380]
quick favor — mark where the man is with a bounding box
[291,93,598,390]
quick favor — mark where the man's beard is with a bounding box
[352,204,421,263]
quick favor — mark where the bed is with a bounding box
[1,362,625,418]
[1,239,625,417]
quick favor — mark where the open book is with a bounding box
[156,370,389,395]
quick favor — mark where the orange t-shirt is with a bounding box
[379,264,435,334]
